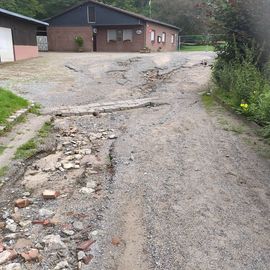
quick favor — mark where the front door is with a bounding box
[93,32,97,52]
[0,27,14,62]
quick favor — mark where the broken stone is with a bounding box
[77,240,96,251]
[73,221,83,231]
[21,248,40,262]
[14,238,32,249]
[54,260,69,269]
[42,235,67,250]
[108,134,117,139]
[2,263,22,270]
[74,165,80,169]
[111,237,121,246]
[75,154,82,160]
[77,251,86,261]
[83,255,94,265]
[63,163,74,170]
[19,220,31,228]
[42,190,60,199]
[79,187,95,194]
[15,199,32,208]
[0,242,4,252]
[86,180,97,189]
[0,250,17,265]
[6,222,17,233]
[62,229,75,236]
[39,208,55,219]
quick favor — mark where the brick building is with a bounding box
[46,0,179,52]
[0,8,48,63]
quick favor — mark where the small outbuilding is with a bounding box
[0,8,48,63]
[46,0,179,53]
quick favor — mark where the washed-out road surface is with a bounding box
[0,52,269,270]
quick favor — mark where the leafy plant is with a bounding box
[74,36,84,50]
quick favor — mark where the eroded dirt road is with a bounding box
[0,52,270,270]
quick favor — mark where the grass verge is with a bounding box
[0,145,6,155]
[180,45,215,52]
[0,166,8,177]
[14,121,53,160]
[0,88,29,125]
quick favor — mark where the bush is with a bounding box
[74,36,84,49]
[213,52,270,133]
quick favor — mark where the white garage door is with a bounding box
[0,27,14,63]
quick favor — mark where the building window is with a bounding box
[150,30,155,43]
[171,34,175,44]
[88,6,96,23]
[123,29,133,42]
[157,36,162,43]
[162,32,166,43]
[117,30,123,41]
[107,30,117,42]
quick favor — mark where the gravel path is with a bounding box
[0,52,269,270]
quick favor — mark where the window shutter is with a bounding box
[123,29,133,41]
[107,30,117,42]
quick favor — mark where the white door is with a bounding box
[0,27,14,63]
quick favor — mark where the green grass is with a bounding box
[202,93,215,111]
[0,145,6,155]
[14,139,37,160]
[0,88,29,125]
[14,121,53,160]
[0,166,8,177]
[180,45,215,52]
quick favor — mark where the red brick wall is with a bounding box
[145,22,178,52]
[47,26,93,52]
[96,25,145,52]
[14,45,39,61]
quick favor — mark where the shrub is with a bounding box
[74,36,84,49]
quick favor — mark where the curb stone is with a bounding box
[0,102,35,134]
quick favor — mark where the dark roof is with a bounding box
[0,8,48,26]
[46,0,179,30]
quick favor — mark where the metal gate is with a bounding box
[37,36,48,52]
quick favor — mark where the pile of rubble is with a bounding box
[0,123,118,269]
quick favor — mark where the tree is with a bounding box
[0,0,43,18]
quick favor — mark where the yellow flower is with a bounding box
[240,103,249,110]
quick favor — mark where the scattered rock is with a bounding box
[83,254,94,265]
[0,242,4,252]
[112,237,121,246]
[77,251,86,261]
[19,220,32,228]
[2,263,22,270]
[62,229,75,236]
[21,248,40,262]
[73,221,84,231]
[42,235,67,250]
[54,260,69,269]
[6,220,17,233]
[77,240,96,251]
[108,134,117,139]
[63,163,74,170]
[79,187,95,194]
[0,250,17,265]
[14,238,32,249]
[39,208,55,219]
[42,190,60,199]
[15,199,32,208]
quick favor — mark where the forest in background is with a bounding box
[0,0,208,35]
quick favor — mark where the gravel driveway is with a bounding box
[0,52,269,270]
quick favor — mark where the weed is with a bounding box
[0,145,6,155]
[0,166,8,177]
[29,103,41,115]
[202,93,215,111]
[14,121,53,160]
[14,139,37,159]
